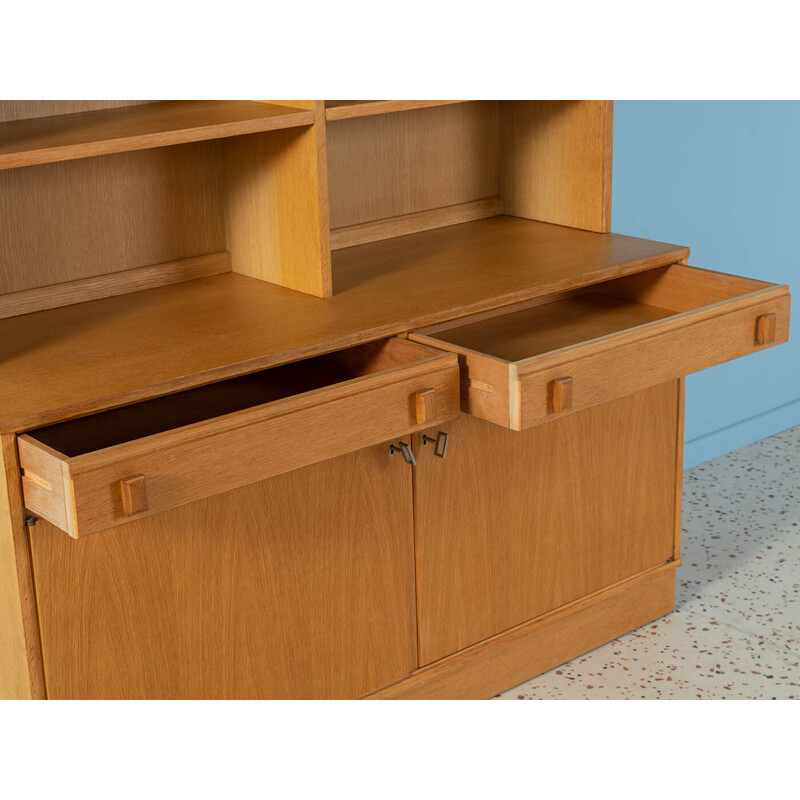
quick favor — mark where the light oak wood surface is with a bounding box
[411,264,790,429]
[223,127,332,297]
[0,218,688,433]
[412,385,678,665]
[326,101,612,238]
[500,101,613,232]
[20,339,459,536]
[0,101,155,123]
[513,291,790,429]
[0,141,226,295]
[29,444,417,699]
[418,292,677,362]
[1,99,787,702]
[0,436,45,698]
[0,252,231,320]
[329,197,504,250]
[367,564,676,699]
[325,101,472,121]
[0,101,315,170]
[674,378,686,562]
[327,102,500,229]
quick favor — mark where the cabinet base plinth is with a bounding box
[365,563,677,700]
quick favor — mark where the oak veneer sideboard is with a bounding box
[0,100,790,700]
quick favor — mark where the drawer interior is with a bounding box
[419,264,775,361]
[27,338,432,457]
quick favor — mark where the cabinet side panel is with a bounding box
[0,436,45,698]
[500,100,613,232]
[30,445,416,699]
[415,381,677,665]
[674,377,686,560]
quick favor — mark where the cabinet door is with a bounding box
[413,382,679,666]
[30,444,416,699]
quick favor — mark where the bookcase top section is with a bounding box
[0,217,688,432]
[0,101,315,169]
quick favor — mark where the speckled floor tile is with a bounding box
[496,425,800,700]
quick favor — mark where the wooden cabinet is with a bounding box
[412,384,679,665]
[28,444,417,699]
[0,100,791,699]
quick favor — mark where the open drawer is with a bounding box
[18,338,459,537]
[409,264,790,430]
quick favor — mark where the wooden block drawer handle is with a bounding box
[551,377,573,413]
[756,313,777,346]
[120,474,148,516]
[415,388,437,424]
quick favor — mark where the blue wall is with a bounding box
[612,101,800,467]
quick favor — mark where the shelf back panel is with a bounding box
[0,101,156,123]
[326,101,500,230]
[0,141,225,295]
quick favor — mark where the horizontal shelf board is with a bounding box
[325,100,472,121]
[0,101,316,170]
[0,217,688,432]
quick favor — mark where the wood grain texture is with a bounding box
[412,385,678,665]
[0,436,45,698]
[0,101,315,170]
[414,388,437,425]
[325,100,472,121]
[18,437,73,535]
[367,564,676,699]
[513,291,790,429]
[551,376,573,413]
[415,292,677,362]
[757,313,777,345]
[0,141,226,295]
[223,125,332,297]
[0,101,155,123]
[21,341,459,536]
[329,197,504,250]
[674,378,686,562]
[0,218,689,433]
[326,102,500,229]
[0,251,231,320]
[30,445,417,699]
[410,265,790,430]
[595,263,774,311]
[500,100,613,232]
[120,475,148,516]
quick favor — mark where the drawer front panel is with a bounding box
[515,294,789,429]
[20,351,459,537]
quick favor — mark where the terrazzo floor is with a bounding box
[497,425,800,700]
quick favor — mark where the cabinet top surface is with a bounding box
[0,217,688,433]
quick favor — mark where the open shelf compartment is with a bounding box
[0,100,315,170]
[326,100,613,250]
[0,100,330,315]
